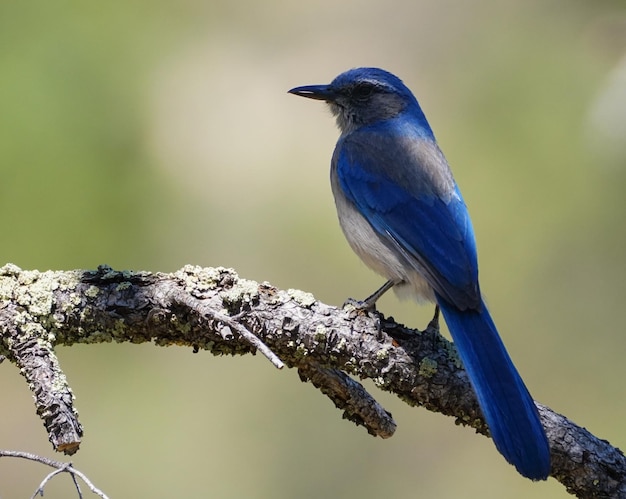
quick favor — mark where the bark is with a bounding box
[0,263,624,498]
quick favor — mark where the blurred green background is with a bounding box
[1,1,625,497]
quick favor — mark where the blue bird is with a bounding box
[289,67,551,480]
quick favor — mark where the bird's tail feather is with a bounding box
[437,298,551,480]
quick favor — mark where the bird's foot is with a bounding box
[343,279,397,311]
[343,297,377,312]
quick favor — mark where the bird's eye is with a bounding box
[351,83,374,101]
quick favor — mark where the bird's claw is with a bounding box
[342,297,377,312]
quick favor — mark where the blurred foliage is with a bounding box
[1,1,625,498]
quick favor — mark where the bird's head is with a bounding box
[288,67,422,134]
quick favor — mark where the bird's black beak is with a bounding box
[288,84,336,102]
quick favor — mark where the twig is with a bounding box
[0,450,109,499]
[214,310,284,369]
[32,465,70,498]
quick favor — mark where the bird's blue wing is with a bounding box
[335,129,480,310]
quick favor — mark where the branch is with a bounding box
[0,450,109,498]
[0,263,624,498]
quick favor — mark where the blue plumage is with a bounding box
[289,67,551,480]
[335,129,479,309]
[437,297,551,480]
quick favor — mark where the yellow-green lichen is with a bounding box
[287,289,316,308]
[313,325,327,341]
[177,266,235,293]
[50,372,71,394]
[17,269,40,286]
[375,347,390,361]
[0,276,15,300]
[220,278,259,307]
[56,271,81,292]
[0,263,22,276]
[84,286,100,298]
[177,264,220,281]
[21,272,59,317]
[58,292,82,313]
[168,314,192,335]
[19,321,48,342]
[115,281,131,292]
[110,318,130,340]
[418,357,438,378]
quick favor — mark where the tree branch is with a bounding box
[0,263,624,498]
[0,450,109,498]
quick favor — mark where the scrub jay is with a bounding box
[289,67,550,480]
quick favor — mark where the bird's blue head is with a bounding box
[289,67,427,134]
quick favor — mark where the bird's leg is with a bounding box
[362,279,396,308]
[343,280,398,341]
[345,279,397,311]
[427,305,440,332]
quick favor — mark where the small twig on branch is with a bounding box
[0,450,109,499]
[204,310,284,369]
[0,263,625,498]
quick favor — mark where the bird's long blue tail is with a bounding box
[437,297,551,480]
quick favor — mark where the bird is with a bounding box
[288,67,551,480]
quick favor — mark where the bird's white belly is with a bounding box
[331,178,435,304]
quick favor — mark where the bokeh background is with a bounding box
[1,1,625,497]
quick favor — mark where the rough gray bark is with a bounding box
[0,263,624,498]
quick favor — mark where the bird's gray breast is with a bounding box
[329,131,448,303]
